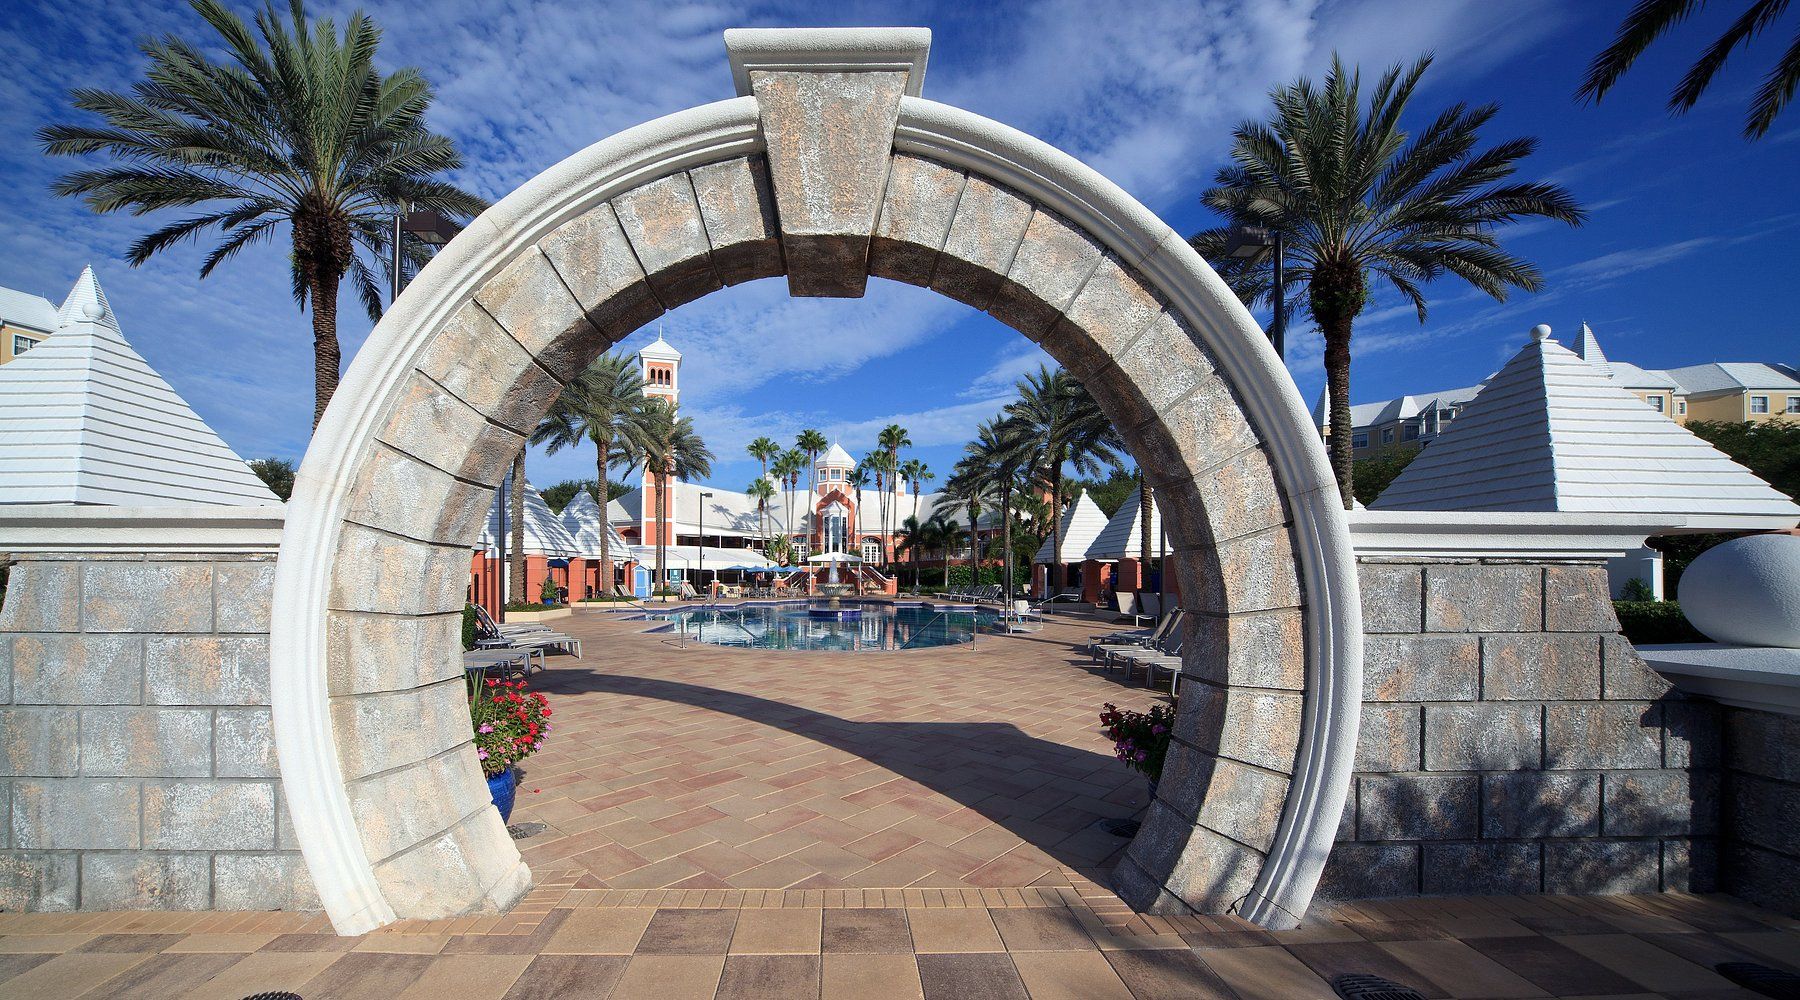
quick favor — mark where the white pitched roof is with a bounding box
[558,489,631,558]
[822,441,854,468]
[0,285,59,335]
[478,479,581,556]
[1372,325,1800,531]
[1085,487,1167,561]
[1661,362,1800,396]
[0,267,281,507]
[628,544,773,569]
[638,334,681,362]
[1314,383,1485,431]
[1032,490,1109,564]
[1573,322,1610,376]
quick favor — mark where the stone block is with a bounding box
[1361,635,1479,702]
[80,852,210,910]
[0,708,80,777]
[1107,856,1166,913]
[82,562,213,633]
[213,560,276,634]
[1545,841,1660,894]
[144,780,276,850]
[145,636,270,706]
[1162,824,1265,913]
[1661,837,1719,893]
[12,779,139,849]
[1355,703,1421,773]
[1172,681,1302,775]
[611,174,724,307]
[214,853,320,910]
[1661,700,1721,768]
[690,156,784,286]
[0,563,80,632]
[1422,843,1540,895]
[1196,757,1291,852]
[1359,563,1423,634]
[1337,781,1356,842]
[931,176,1033,309]
[1725,707,1800,783]
[1043,255,1161,379]
[331,677,470,780]
[1544,565,1614,631]
[371,804,527,918]
[215,708,278,778]
[1603,770,1719,837]
[1316,843,1418,901]
[1209,528,1302,615]
[347,744,489,864]
[988,209,1105,337]
[538,203,664,340]
[869,154,964,284]
[1422,564,1541,633]
[752,69,907,297]
[474,247,602,381]
[1482,772,1599,838]
[327,523,471,616]
[1130,374,1258,494]
[344,444,494,548]
[1726,773,1798,852]
[326,610,462,696]
[1114,311,1218,421]
[1545,703,1662,770]
[1480,634,1602,700]
[1187,446,1285,545]
[1723,842,1796,913]
[416,303,565,434]
[7,634,141,706]
[80,707,212,777]
[1358,774,1478,841]
[1120,799,1192,882]
[1181,610,1305,691]
[0,850,78,911]
[376,370,524,487]
[1602,635,1672,700]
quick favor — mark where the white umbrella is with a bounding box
[806,552,862,563]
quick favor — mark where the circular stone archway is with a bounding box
[271,28,1361,935]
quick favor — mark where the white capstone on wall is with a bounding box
[1679,534,1800,648]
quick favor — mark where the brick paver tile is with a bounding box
[635,909,739,955]
[1102,949,1240,999]
[1011,950,1134,1000]
[822,952,922,999]
[394,954,535,1000]
[1376,938,1549,998]
[907,908,1006,954]
[1556,932,1739,993]
[822,908,913,953]
[1460,935,1645,996]
[610,954,725,1000]
[729,908,822,954]
[289,953,437,997]
[715,953,820,1000]
[1197,945,1336,1000]
[500,954,628,1000]
[915,952,1030,1000]
[181,951,341,1000]
[1286,940,1451,997]
[540,908,655,955]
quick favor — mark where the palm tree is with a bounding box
[38,0,486,429]
[634,400,713,594]
[746,478,776,550]
[1192,55,1583,507]
[529,353,652,594]
[773,449,804,557]
[861,451,888,565]
[747,437,780,487]
[942,463,997,594]
[1006,366,1123,593]
[1579,0,1800,139]
[508,453,526,604]
[902,459,933,524]
[877,424,911,553]
[795,429,827,552]
[895,515,929,588]
[1138,470,1156,591]
[960,417,1034,604]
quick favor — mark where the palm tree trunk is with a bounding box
[1139,474,1154,581]
[968,505,979,589]
[596,435,611,597]
[654,470,667,594]
[1001,484,1014,605]
[509,452,526,605]
[1323,322,1356,509]
[309,274,342,431]
[1048,465,1064,593]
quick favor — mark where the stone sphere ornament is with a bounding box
[1678,533,1800,648]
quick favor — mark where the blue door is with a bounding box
[633,565,652,599]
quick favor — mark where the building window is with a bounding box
[1751,395,1769,414]
[823,503,848,553]
[11,335,37,356]
[1403,424,1419,441]
[1381,428,1394,444]
[861,539,882,563]
[1351,433,1368,449]
[1787,396,1800,414]
[1649,396,1664,412]
[1678,400,1687,415]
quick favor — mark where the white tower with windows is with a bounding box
[636,334,683,546]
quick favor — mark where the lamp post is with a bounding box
[495,465,509,624]
[391,205,461,302]
[698,491,713,598]
[1222,224,1285,360]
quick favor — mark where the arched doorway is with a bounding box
[271,27,1361,935]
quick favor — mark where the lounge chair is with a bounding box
[471,605,582,658]
[463,648,536,679]
[1132,592,1162,626]
[679,582,700,601]
[1114,592,1139,621]
[1103,615,1184,681]
[1085,608,1180,657]
[1042,588,1082,603]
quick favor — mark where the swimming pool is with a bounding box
[646,601,1001,652]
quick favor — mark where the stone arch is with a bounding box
[272,29,1361,935]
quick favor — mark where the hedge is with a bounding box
[1612,600,1705,645]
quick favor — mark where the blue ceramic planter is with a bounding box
[487,768,517,822]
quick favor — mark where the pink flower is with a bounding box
[477,749,489,760]
[478,724,494,734]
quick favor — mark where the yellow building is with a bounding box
[0,284,57,365]
[1663,362,1800,423]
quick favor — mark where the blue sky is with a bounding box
[2,0,1796,496]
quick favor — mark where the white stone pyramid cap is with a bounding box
[478,478,581,556]
[558,488,631,558]
[1372,325,1800,531]
[1086,485,1166,561]
[0,266,281,506]
[637,333,681,361]
[821,441,855,468]
[1033,489,1110,564]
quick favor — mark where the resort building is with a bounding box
[0,280,58,366]
[1662,361,1800,422]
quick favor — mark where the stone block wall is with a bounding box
[0,555,315,911]
[1721,706,1800,914]
[1322,558,1721,900]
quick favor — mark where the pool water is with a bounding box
[647,601,1001,652]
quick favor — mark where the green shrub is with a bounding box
[461,604,478,650]
[1613,600,1705,645]
[1618,577,1655,602]
[945,564,1026,588]
[503,601,557,613]
[539,575,560,604]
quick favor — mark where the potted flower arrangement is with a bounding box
[470,676,552,822]
[1098,702,1176,835]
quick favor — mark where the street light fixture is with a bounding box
[391,204,463,302]
[698,491,714,599]
[1222,224,1286,360]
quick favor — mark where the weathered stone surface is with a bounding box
[331,678,469,780]
[1421,843,1540,895]
[1358,774,1478,841]
[344,445,493,548]
[0,850,77,910]
[1316,843,1418,901]
[1725,706,1800,784]
[1724,841,1797,914]
[538,202,665,338]
[347,744,489,863]
[1181,610,1305,691]
[1107,855,1167,913]
[326,610,462,696]
[474,247,602,381]
[1359,564,1423,634]
[1481,634,1602,701]
[144,781,275,850]
[214,853,319,910]
[931,176,1033,309]
[1187,446,1285,545]
[82,562,212,633]
[1545,841,1659,894]
[869,154,963,284]
[327,523,471,616]
[1602,635,1673,700]
[1196,757,1290,851]
[1545,703,1662,770]
[215,708,277,778]
[7,634,141,706]
[691,156,784,286]
[1044,255,1161,378]
[1545,565,1615,631]
[416,304,565,434]
[1661,837,1719,893]
[1172,681,1303,774]
[0,563,79,632]
[80,708,211,777]
[1131,374,1259,494]
[1161,824,1265,913]
[1115,311,1218,418]
[213,560,275,634]
[752,69,907,296]
[1361,635,1480,702]
[1120,799,1193,883]
[1355,703,1421,773]
[1423,564,1541,633]
[12,780,139,849]
[1482,772,1599,838]
[145,636,269,706]
[0,708,79,777]
[376,371,525,487]
[1424,704,1541,771]
[1210,528,1302,615]
[1661,700,1721,768]
[81,852,209,910]
[1604,770,1718,837]
[989,210,1105,338]
[371,801,527,918]
[612,174,724,308]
